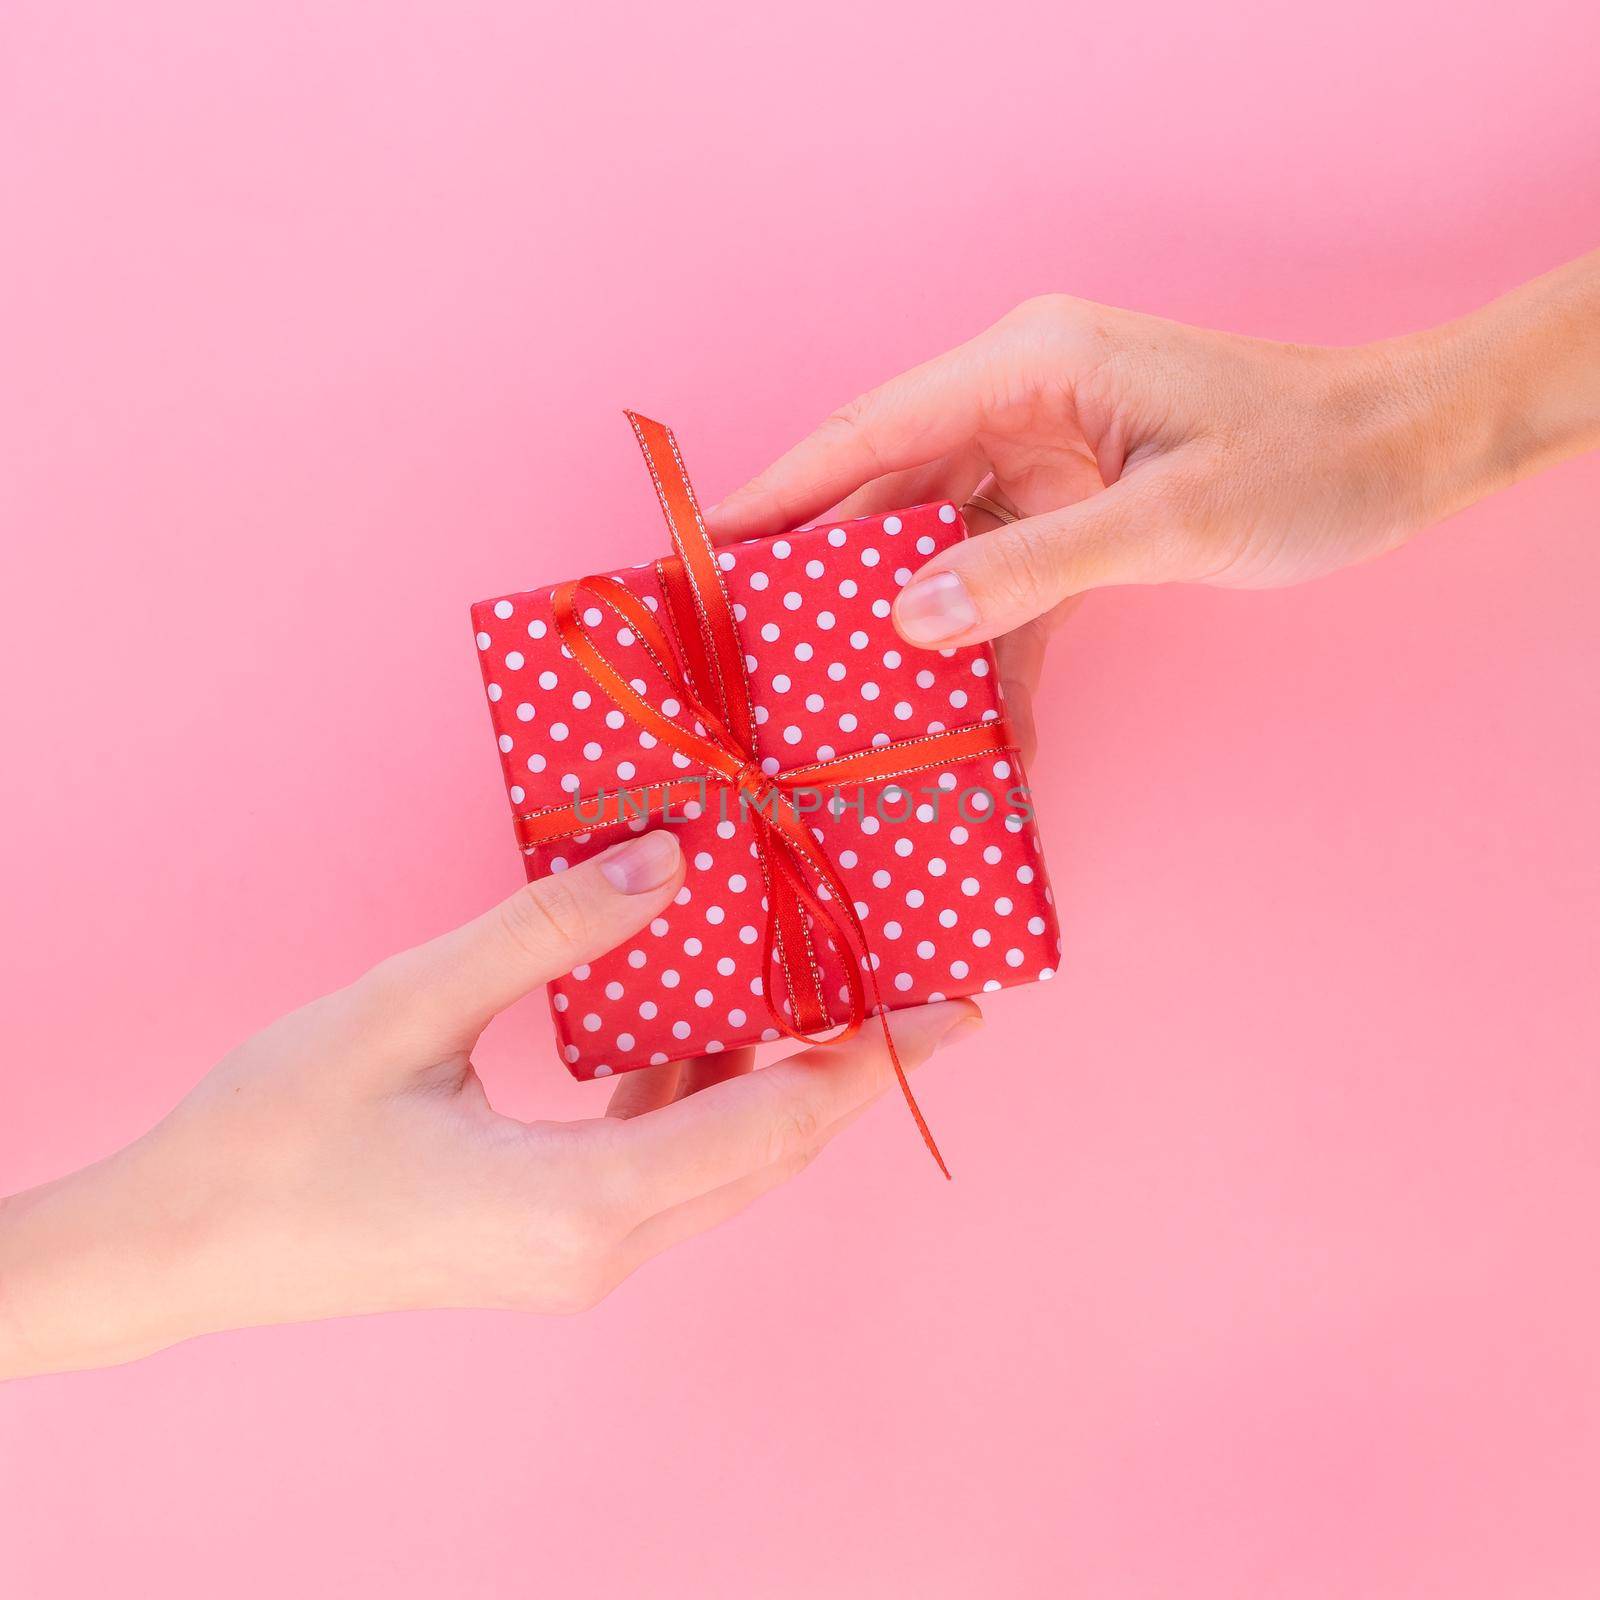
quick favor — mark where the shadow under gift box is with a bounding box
[471,501,1061,1079]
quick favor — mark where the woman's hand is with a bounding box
[0,830,979,1379]
[708,253,1600,651]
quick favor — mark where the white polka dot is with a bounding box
[783,591,803,610]
[493,599,514,620]
[476,631,492,650]
[694,988,714,1007]
[894,972,914,991]
[838,578,858,599]
[871,599,891,619]
[961,876,980,896]
[549,721,568,740]
[972,658,990,677]
[939,504,957,524]
[661,969,680,987]
[916,535,936,555]
[805,558,825,579]
[850,630,869,650]
[950,959,969,979]
[497,734,513,752]
[838,712,858,733]
[972,928,992,948]
[526,753,546,773]
[718,550,736,571]
[582,1012,602,1032]
[883,515,902,535]
[750,571,769,590]
[572,690,591,710]
[939,908,958,928]
[883,920,902,939]
[860,547,880,567]
[893,701,912,720]
[1028,915,1046,935]
[828,527,847,547]
[683,936,703,957]
[506,651,525,670]
[486,683,503,702]
[528,618,547,639]
[509,785,525,803]
[705,905,725,924]
[861,682,880,701]
[773,538,791,558]
[760,622,780,643]
[672,1020,692,1040]
[1017,865,1035,884]
[795,641,814,662]
[905,888,925,908]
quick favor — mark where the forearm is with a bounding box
[0,1144,203,1380]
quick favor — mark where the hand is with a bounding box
[707,254,1600,652]
[0,830,979,1378]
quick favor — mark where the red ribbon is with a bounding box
[515,413,1018,1176]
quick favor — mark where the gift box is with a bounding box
[470,416,1061,1109]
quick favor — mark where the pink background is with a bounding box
[2,2,1596,1595]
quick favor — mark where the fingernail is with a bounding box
[597,830,682,893]
[935,1013,984,1053]
[894,571,979,645]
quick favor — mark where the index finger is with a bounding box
[704,334,999,541]
[616,1000,980,1207]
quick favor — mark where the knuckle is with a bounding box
[767,1094,825,1167]
[980,524,1065,614]
[501,875,592,965]
[818,397,887,476]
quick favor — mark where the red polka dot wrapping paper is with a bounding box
[470,501,1062,1079]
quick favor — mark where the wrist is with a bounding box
[1340,326,1508,534]
[1371,253,1600,526]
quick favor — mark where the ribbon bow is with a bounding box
[515,414,1017,1175]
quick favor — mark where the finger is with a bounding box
[605,1059,683,1119]
[674,1046,757,1101]
[358,830,685,1058]
[892,464,1195,648]
[617,1001,981,1209]
[993,616,1051,767]
[823,448,989,527]
[620,1084,890,1268]
[704,336,1004,541]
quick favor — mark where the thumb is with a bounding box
[355,830,685,1060]
[892,468,1196,647]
